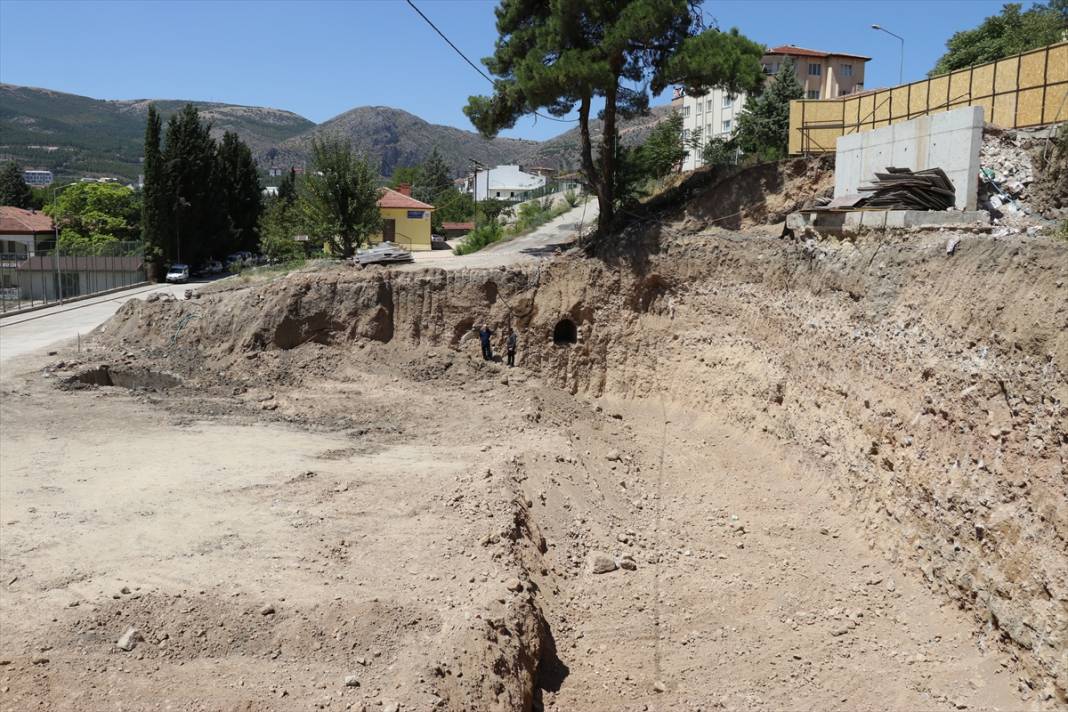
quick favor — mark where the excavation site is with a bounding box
[1,153,1066,711]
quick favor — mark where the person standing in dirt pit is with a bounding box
[479,324,494,360]
[506,328,518,367]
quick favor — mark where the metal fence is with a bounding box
[0,240,147,315]
[789,41,1068,154]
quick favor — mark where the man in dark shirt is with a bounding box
[479,324,493,361]
[506,329,518,367]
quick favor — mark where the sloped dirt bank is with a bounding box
[92,226,1068,705]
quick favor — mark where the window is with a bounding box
[721,119,731,132]
[839,89,851,97]
[682,105,691,117]
[806,89,820,99]
[682,128,691,140]
[808,63,821,76]
[722,94,733,108]
[764,62,779,74]
[696,100,703,114]
[841,63,853,77]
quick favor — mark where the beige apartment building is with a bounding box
[679,44,870,170]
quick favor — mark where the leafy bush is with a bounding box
[564,189,580,207]
[701,136,738,168]
[454,220,504,255]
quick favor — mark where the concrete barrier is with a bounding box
[834,106,984,211]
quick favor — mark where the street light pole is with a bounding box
[871,24,905,86]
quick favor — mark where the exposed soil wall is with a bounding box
[99,226,1067,702]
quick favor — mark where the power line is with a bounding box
[405,0,578,124]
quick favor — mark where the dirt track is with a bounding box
[1,153,1066,710]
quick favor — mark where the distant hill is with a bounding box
[265,105,538,178]
[0,84,314,181]
[518,104,676,170]
[0,83,677,183]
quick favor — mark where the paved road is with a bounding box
[0,281,211,365]
[399,199,599,272]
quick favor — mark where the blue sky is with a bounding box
[0,0,1031,141]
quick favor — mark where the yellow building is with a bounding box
[371,185,435,251]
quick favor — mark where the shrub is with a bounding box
[454,221,504,255]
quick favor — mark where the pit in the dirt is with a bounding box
[70,365,181,391]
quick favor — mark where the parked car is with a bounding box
[165,264,190,283]
[431,234,448,250]
[201,259,223,275]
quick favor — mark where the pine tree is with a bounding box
[0,162,33,208]
[277,168,298,205]
[141,105,165,262]
[216,131,263,254]
[464,0,764,235]
[421,148,452,199]
[733,58,804,161]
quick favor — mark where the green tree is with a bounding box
[432,187,476,228]
[464,1,764,235]
[45,182,140,254]
[216,131,263,254]
[930,1,1067,76]
[701,135,737,167]
[160,104,221,265]
[141,105,166,261]
[0,162,33,208]
[258,196,304,261]
[638,111,687,179]
[420,147,452,198]
[733,58,804,161]
[277,168,298,205]
[389,165,422,190]
[300,137,382,258]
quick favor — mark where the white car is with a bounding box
[165,264,190,283]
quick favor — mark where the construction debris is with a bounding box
[857,167,956,210]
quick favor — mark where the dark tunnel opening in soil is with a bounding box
[553,319,577,346]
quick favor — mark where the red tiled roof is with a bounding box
[766,45,871,61]
[0,206,54,234]
[377,187,434,210]
[442,222,474,230]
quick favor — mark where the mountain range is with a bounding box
[0,83,672,183]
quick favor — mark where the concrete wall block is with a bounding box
[834,106,983,210]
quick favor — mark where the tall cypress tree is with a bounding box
[160,105,220,266]
[0,162,33,208]
[421,148,452,199]
[216,131,263,254]
[141,105,165,263]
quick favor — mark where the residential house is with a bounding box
[0,206,53,260]
[372,184,435,251]
[466,165,547,202]
[679,44,869,170]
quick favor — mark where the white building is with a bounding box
[679,44,870,171]
[22,170,54,187]
[467,165,546,202]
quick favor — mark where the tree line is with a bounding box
[142,104,262,268]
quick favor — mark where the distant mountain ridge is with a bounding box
[0,83,674,183]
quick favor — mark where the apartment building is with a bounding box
[679,45,869,171]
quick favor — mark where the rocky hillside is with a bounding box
[0,84,313,181]
[265,105,537,178]
[519,104,675,169]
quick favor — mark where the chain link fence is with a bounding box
[0,240,147,315]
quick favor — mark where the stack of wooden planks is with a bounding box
[857,167,956,210]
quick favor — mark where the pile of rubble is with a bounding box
[978,125,1064,222]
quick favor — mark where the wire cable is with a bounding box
[405,0,577,124]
